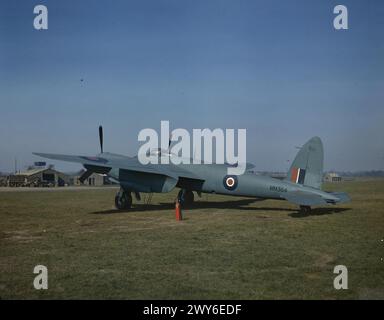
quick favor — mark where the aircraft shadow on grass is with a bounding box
[289,207,350,218]
[90,198,261,214]
[90,198,351,217]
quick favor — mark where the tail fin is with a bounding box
[285,136,324,189]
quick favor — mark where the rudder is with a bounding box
[286,136,324,189]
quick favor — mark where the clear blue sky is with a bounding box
[0,0,383,173]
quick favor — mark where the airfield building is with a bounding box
[71,171,106,186]
[8,168,70,187]
[0,174,8,187]
[324,172,342,182]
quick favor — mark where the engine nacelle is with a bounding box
[118,169,177,193]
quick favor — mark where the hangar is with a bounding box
[8,168,70,187]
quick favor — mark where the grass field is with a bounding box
[0,180,383,299]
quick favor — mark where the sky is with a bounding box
[0,0,383,173]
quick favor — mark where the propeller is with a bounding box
[79,170,93,184]
[99,125,103,153]
[168,134,172,151]
[80,125,103,184]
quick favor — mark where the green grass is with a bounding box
[0,180,383,299]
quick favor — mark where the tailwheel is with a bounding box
[177,189,194,207]
[115,189,132,210]
[299,205,311,215]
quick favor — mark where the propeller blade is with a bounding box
[79,170,93,184]
[99,125,103,153]
[134,192,141,201]
[168,134,172,149]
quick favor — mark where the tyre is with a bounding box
[299,205,311,214]
[177,189,194,207]
[115,190,132,210]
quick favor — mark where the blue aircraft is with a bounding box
[34,126,350,213]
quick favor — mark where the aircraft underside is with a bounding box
[113,186,317,214]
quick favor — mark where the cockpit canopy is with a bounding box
[147,148,173,157]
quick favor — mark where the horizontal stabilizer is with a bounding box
[283,191,327,206]
[327,192,351,203]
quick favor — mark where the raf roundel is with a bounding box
[223,175,238,191]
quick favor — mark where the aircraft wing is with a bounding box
[33,153,108,166]
[33,152,203,181]
[283,191,328,206]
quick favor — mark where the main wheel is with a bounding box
[299,205,311,214]
[177,189,194,207]
[115,190,132,210]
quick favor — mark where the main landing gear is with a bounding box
[177,189,194,207]
[299,205,311,215]
[115,188,132,210]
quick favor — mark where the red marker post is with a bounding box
[175,201,183,221]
